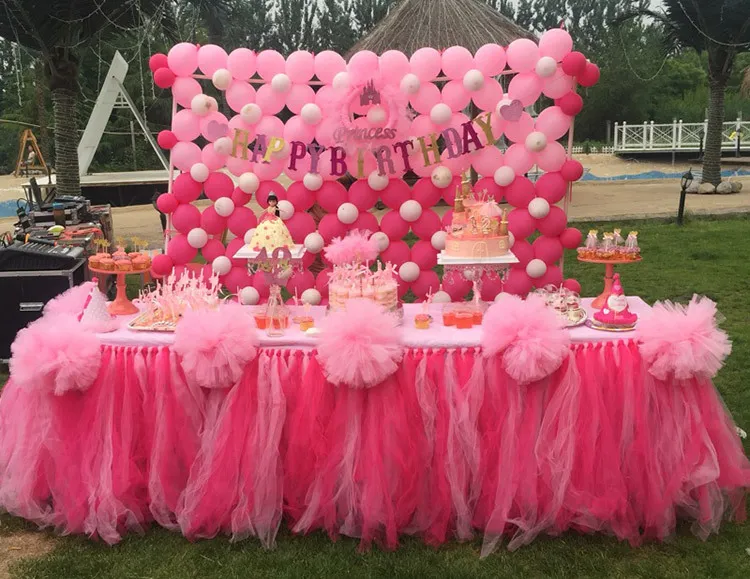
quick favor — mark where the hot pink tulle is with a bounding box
[482,294,570,384]
[173,303,259,389]
[43,281,96,317]
[317,299,403,388]
[322,229,379,266]
[9,314,101,396]
[637,295,732,381]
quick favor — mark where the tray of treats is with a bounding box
[127,310,179,332]
[577,229,641,262]
[88,248,152,273]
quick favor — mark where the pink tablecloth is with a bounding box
[1,297,748,555]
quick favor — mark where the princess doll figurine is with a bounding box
[248,193,294,252]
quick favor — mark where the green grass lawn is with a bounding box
[2,214,750,578]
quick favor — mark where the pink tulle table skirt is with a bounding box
[1,340,748,554]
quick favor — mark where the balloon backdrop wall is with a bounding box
[151,31,598,302]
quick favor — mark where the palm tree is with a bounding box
[617,1,750,186]
[0,1,172,196]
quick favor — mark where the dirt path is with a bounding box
[0,532,54,579]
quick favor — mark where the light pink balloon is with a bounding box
[504,143,534,175]
[314,117,338,148]
[171,142,202,172]
[255,115,285,140]
[348,51,380,85]
[441,148,471,174]
[471,111,503,146]
[442,80,471,111]
[168,234,198,265]
[172,77,202,108]
[471,145,503,177]
[252,158,284,181]
[410,114,440,138]
[171,109,201,141]
[408,149,433,178]
[539,28,573,61]
[202,143,226,171]
[198,45,228,76]
[167,43,198,76]
[255,84,284,115]
[225,155,253,176]
[286,50,315,82]
[410,47,442,81]
[508,72,543,106]
[503,111,535,144]
[199,111,229,141]
[536,140,567,172]
[535,106,572,141]
[225,81,256,113]
[543,68,576,99]
[379,50,411,84]
[285,84,316,114]
[506,39,540,73]
[314,51,346,83]
[475,43,506,76]
[256,50,286,80]
[227,115,256,143]
[471,77,504,111]
[284,115,316,143]
[410,82,441,115]
[227,48,256,80]
[442,46,475,79]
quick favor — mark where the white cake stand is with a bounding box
[437,250,519,283]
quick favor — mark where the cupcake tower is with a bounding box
[89,249,152,272]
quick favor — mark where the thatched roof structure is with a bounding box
[347,0,536,57]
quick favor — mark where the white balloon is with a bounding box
[367,170,389,191]
[212,68,233,90]
[400,73,420,95]
[399,261,420,282]
[431,166,453,189]
[243,228,256,244]
[271,73,291,93]
[190,94,210,116]
[370,231,389,252]
[214,197,235,217]
[332,71,350,90]
[239,172,260,193]
[528,197,551,219]
[535,56,558,78]
[301,288,322,305]
[213,136,233,156]
[432,290,452,303]
[399,199,423,222]
[303,172,323,191]
[431,230,447,251]
[187,227,208,249]
[526,258,547,279]
[206,97,219,113]
[190,162,210,182]
[300,103,322,125]
[337,202,359,224]
[430,103,452,125]
[240,286,260,305]
[508,231,515,248]
[495,292,511,303]
[240,103,262,124]
[494,166,515,187]
[277,200,294,220]
[212,256,232,276]
[463,69,485,92]
[304,232,324,253]
[366,105,387,126]
[525,131,548,152]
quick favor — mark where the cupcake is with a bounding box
[112,250,128,260]
[99,257,115,271]
[128,252,141,260]
[88,254,101,269]
[132,255,150,270]
[115,259,132,271]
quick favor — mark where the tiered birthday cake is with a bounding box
[445,174,509,258]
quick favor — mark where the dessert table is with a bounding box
[1,297,748,555]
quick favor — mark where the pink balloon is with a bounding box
[510,239,533,268]
[314,51,346,83]
[348,51,380,84]
[535,106,572,141]
[252,270,271,299]
[410,240,438,270]
[380,210,409,240]
[507,208,536,239]
[537,264,563,288]
[543,68,576,99]
[286,50,314,82]
[223,266,252,293]
[151,253,174,277]
[315,268,333,297]
[535,171,568,204]
[442,209,454,229]
[253,158,284,181]
[533,235,564,264]
[579,63,601,87]
[442,80,471,111]
[172,77,202,108]
[506,39,539,73]
[255,84,285,115]
[256,50,286,80]
[561,159,584,182]
[502,269,532,296]
[255,115,285,140]
[440,177,461,206]
[476,176,503,203]
[225,237,246,267]
[157,130,178,149]
[470,146,503,177]
[202,144,226,171]
[560,227,582,249]
[538,206,567,237]
[172,204,201,234]
[198,45,228,76]
[149,53,168,73]
[172,173,201,203]
[225,156,253,177]
[284,115,316,144]
[474,44,506,76]
[350,212,378,233]
[563,278,582,294]
[410,47,442,81]
[168,43,198,76]
[172,109,201,142]
[508,72,543,106]
[504,144,534,175]
[410,83,442,115]
[286,84,316,115]
[562,52,587,77]
[316,181,348,213]
[203,172,234,201]
[302,251,316,269]
[228,113,256,136]
[411,270,441,300]
[285,211,316,243]
[348,179,378,211]
[539,29,573,61]
[442,46,475,79]
[227,206,257,237]
[201,238,226,263]
[287,269,315,296]
[381,240,410,265]
[154,68,175,89]
[443,270,472,300]
[232,186,252,207]
[156,193,178,214]
[199,111,229,142]
[227,48,256,80]
[411,209,442,240]
[256,181,287,207]
[226,82,256,113]
[200,206,228,235]
[286,182,316,211]
[471,77,504,111]
[379,179,411,210]
[379,50,410,84]
[505,176,535,208]
[536,141,567,172]
[318,214,349,244]
[171,142,201,172]
[557,92,583,116]
[412,178,442,208]
[503,112,535,144]
[168,234,197,265]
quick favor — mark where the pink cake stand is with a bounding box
[577,256,642,309]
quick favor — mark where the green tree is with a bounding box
[268,0,317,53]
[317,0,357,53]
[352,0,395,36]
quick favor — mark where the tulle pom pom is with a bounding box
[317,298,403,388]
[10,313,102,395]
[482,294,570,384]
[174,303,259,389]
[43,281,96,317]
[637,295,731,381]
[323,229,379,266]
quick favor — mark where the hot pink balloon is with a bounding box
[225,237,246,267]
[560,227,582,250]
[504,143,535,175]
[225,82,256,113]
[507,208,536,239]
[538,206,567,237]
[203,172,233,201]
[380,210,409,240]
[443,270,472,300]
[503,269,532,296]
[411,209,442,240]
[232,186,252,207]
[410,240,438,270]
[379,50,410,84]
[381,240,410,265]
[506,39,539,73]
[471,146,503,177]
[149,53,168,73]
[168,234,197,265]
[348,51,380,84]
[316,181,348,213]
[173,173,202,203]
[227,206,257,237]
[256,50,286,80]
[202,143,226,171]
[411,270,441,300]
[156,193,178,214]
[286,182,316,211]
[256,181,287,207]
[318,213,347,242]
[172,204,201,234]
[410,83,441,115]
[561,159,584,182]
[410,47,442,81]
[579,63,601,87]
[198,44,228,76]
[535,106,572,141]
[151,253,174,277]
[476,176,503,203]
[442,46,474,79]
[255,84,285,116]
[157,130,178,150]
[535,171,567,204]
[533,235,563,265]
[442,209,454,229]
[172,109,201,142]
[287,269,315,296]
[557,92,583,116]
[350,212,378,233]
[536,140,567,172]
[479,272,505,301]
[252,270,271,299]
[508,72,543,106]
[440,177,461,206]
[471,77,504,111]
[153,68,175,89]
[314,51,346,83]
[172,77,202,108]
[379,179,411,210]
[286,50,314,83]
[412,177,442,208]
[474,43,506,76]
[561,52,587,77]
[543,68,576,99]
[227,48,256,80]
[348,179,378,211]
[201,206,228,235]
[168,43,198,76]
[284,115,316,144]
[503,112,535,144]
[286,84,316,115]
[285,211,316,243]
[315,268,333,297]
[537,265,563,288]
[223,266,252,293]
[201,238,226,263]
[563,278,582,294]
[505,176,535,208]
[442,80,471,111]
[510,239,533,269]
[539,29,573,61]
